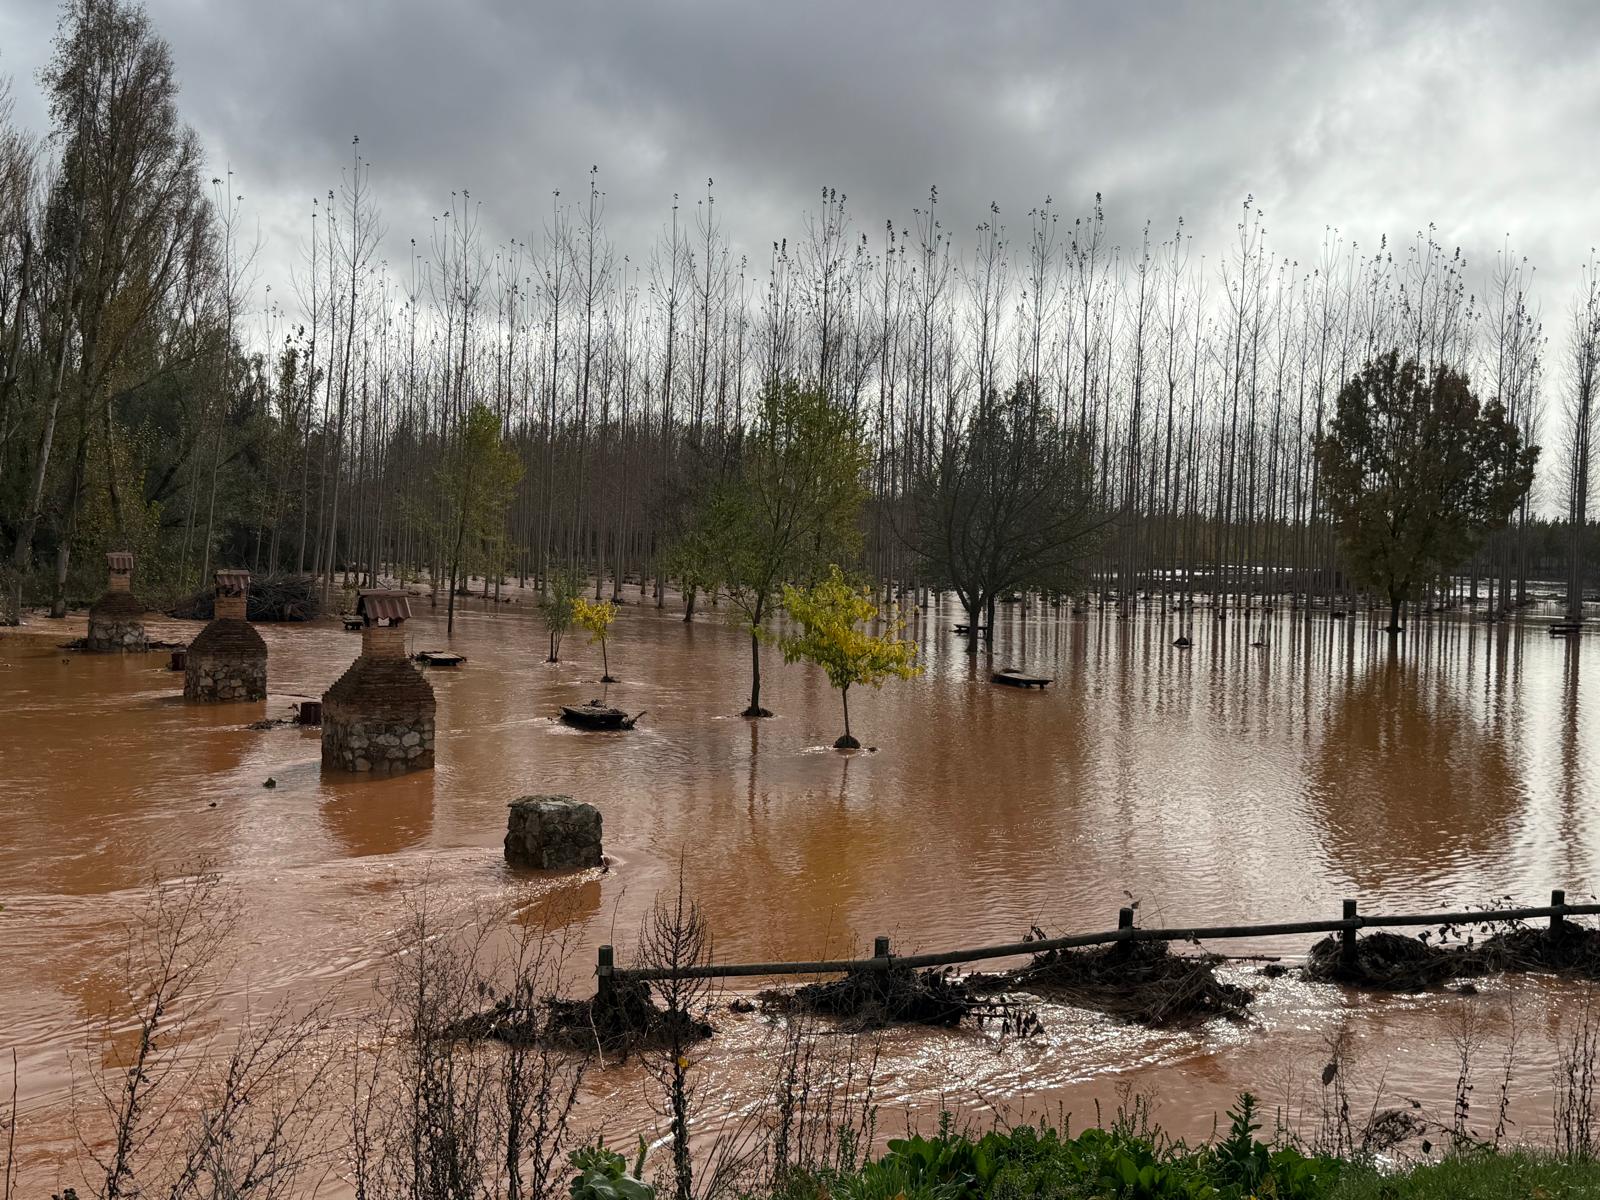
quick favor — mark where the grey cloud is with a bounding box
[6,0,1600,307]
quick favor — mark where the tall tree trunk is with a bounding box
[743,622,768,717]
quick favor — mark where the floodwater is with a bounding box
[2,587,1598,1182]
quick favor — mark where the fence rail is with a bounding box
[595,890,1598,993]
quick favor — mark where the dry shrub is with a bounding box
[58,870,336,1200]
[343,887,596,1200]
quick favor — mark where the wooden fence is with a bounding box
[595,890,1598,995]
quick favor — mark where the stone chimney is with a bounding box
[87,552,145,651]
[322,590,434,774]
[184,568,267,702]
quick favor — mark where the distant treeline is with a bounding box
[1,0,1595,626]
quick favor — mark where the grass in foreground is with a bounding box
[1332,1152,1600,1198]
[719,1095,1600,1200]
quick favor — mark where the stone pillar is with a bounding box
[504,796,604,869]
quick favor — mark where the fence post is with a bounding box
[1341,900,1359,969]
[1115,907,1135,958]
[873,935,892,962]
[1551,889,1567,935]
[596,944,614,1001]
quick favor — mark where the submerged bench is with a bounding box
[993,668,1051,689]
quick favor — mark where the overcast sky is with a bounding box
[3,0,1599,320]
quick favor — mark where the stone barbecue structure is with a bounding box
[504,796,603,869]
[184,569,268,702]
[321,590,435,774]
[86,552,147,652]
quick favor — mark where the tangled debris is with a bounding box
[757,965,1035,1033]
[1306,919,1600,991]
[1304,931,1486,989]
[1489,919,1600,974]
[445,916,1600,1055]
[448,979,712,1057]
[169,572,320,622]
[976,936,1255,1026]
[59,636,185,651]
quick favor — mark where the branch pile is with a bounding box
[168,572,320,622]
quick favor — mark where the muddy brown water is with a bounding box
[2,589,1597,1183]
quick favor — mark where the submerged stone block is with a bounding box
[504,795,603,870]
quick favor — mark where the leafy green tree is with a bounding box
[541,567,582,662]
[7,0,217,618]
[573,595,618,681]
[1316,351,1538,634]
[708,379,868,716]
[779,564,920,748]
[436,402,524,635]
[909,380,1102,653]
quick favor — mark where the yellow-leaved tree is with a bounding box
[778,565,920,749]
[572,596,618,681]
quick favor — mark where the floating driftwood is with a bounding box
[992,667,1050,689]
[246,717,293,731]
[560,701,645,730]
[414,650,466,667]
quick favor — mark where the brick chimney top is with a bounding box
[356,590,411,627]
[107,552,134,592]
[214,569,249,621]
[215,569,250,595]
[361,621,408,661]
